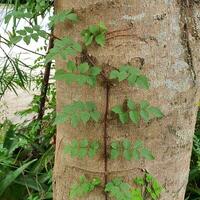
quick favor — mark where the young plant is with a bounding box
[112,99,163,124]
[55,101,101,127]
[105,178,132,200]
[55,60,102,87]
[81,22,107,46]
[69,175,101,199]
[109,65,150,89]
[64,139,100,159]
[110,139,154,161]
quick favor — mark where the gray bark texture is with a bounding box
[53,0,200,199]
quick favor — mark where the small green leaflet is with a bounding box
[81,21,107,46]
[69,176,101,199]
[49,10,78,27]
[109,65,150,89]
[112,99,163,125]
[46,37,82,63]
[55,101,101,127]
[110,139,154,161]
[55,61,102,87]
[140,100,164,123]
[64,139,100,159]
[10,25,48,45]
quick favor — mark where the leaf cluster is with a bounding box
[110,139,154,161]
[112,99,163,124]
[55,61,101,87]
[46,37,82,63]
[55,101,101,127]
[109,65,150,89]
[81,22,107,46]
[10,25,47,45]
[69,175,101,199]
[64,139,100,159]
[49,10,78,28]
[4,0,51,25]
[133,173,163,200]
[105,178,132,200]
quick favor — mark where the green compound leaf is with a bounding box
[110,139,154,161]
[69,176,101,199]
[55,61,101,87]
[11,25,48,46]
[64,139,100,159]
[109,65,150,89]
[46,37,82,63]
[112,100,163,125]
[81,21,107,46]
[55,101,101,127]
[49,10,78,27]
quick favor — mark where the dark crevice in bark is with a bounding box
[103,82,110,200]
[179,0,197,86]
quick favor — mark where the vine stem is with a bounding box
[37,35,54,135]
[104,80,110,200]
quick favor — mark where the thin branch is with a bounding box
[0,35,45,56]
[36,34,54,135]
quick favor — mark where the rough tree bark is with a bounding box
[53,0,200,200]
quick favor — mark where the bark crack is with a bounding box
[179,0,197,86]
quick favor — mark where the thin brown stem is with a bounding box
[106,27,132,35]
[106,34,140,41]
[37,35,54,135]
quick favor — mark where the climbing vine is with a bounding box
[47,9,164,200]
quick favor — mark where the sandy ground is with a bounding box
[0,90,34,123]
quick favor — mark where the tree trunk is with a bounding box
[53,0,200,199]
